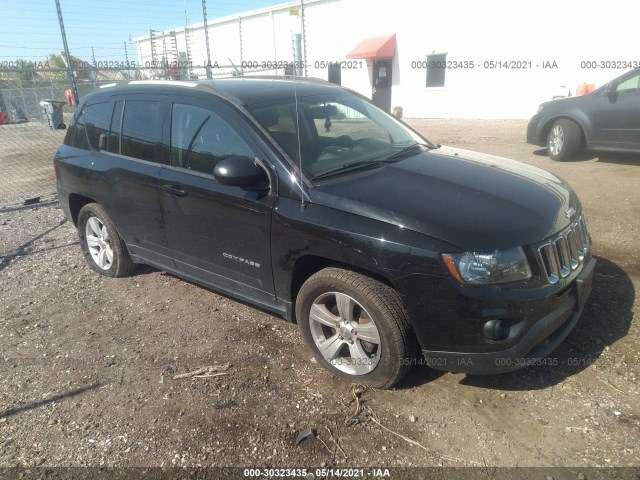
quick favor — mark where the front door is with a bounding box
[158,96,276,302]
[591,69,640,149]
[372,59,392,113]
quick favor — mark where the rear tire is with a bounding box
[547,119,581,161]
[77,203,136,277]
[296,267,417,389]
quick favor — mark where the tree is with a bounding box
[15,63,36,87]
[48,52,92,83]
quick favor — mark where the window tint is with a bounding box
[426,53,447,88]
[71,108,89,150]
[108,101,123,153]
[250,104,300,161]
[71,102,111,150]
[121,100,161,162]
[171,103,254,175]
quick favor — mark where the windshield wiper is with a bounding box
[311,144,429,181]
[382,143,425,162]
[312,159,396,181]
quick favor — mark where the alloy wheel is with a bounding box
[549,124,564,156]
[308,291,381,376]
[85,216,114,270]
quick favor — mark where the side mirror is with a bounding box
[605,81,617,97]
[213,156,267,187]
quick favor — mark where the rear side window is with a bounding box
[170,103,254,175]
[121,100,161,162]
[71,101,112,150]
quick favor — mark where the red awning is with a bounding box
[346,34,396,60]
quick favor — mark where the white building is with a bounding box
[134,0,637,119]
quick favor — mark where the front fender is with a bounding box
[270,197,455,303]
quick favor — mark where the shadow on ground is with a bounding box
[0,383,101,420]
[0,217,67,272]
[533,148,640,165]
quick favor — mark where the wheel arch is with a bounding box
[68,193,97,226]
[289,254,395,323]
[542,115,590,147]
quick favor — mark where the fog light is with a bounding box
[482,318,524,341]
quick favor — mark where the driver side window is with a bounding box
[616,73,640,94]
[171,103,254,175]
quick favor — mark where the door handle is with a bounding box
[162,185,188,197]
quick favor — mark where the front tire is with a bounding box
[77,203,136,277]
[547,119,581,161]
[296,268,417,389]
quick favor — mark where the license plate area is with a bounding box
[574,258,596,312]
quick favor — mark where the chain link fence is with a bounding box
[0,65,289,210]
[0,122,66,209]
[0,68,105,209]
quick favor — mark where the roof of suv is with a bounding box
[96,76,346,107]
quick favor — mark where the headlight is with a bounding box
[441,247,532,285]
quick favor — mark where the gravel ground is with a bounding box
[0,119,638,475]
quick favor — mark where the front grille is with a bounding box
[537,215,590,284]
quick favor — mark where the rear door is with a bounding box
[89,94,172,266]
[158,95,277,302]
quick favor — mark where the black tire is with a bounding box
[296,267,417,389]
[547,119,582,161]
[77,203,136,277]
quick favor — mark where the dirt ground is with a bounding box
[0,119,638,475]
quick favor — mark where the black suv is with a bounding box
[54,78,595,388]
[527,68,640,160]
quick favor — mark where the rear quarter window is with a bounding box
[68,101,112,151]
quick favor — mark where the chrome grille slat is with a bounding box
[536,214,590,284]
[566,227,579,269]
[554,236,571,278]
[539,243,560,284]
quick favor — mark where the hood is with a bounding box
[541,92,595,110]
[310,146,581,251]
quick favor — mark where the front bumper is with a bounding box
[421,257,596,374]
[526,113,546,147]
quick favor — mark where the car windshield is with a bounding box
[248,92,431,180]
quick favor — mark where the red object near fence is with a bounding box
[64,89,75,106]
[576,84,595,96]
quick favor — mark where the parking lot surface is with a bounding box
[0,119,638,469]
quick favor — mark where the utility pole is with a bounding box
[91,46,97,86]
[162,34,169,79]
[300,0,307,77]
[55,0,79,105]
[202,0,213,79]
[150,29,157,65]
[238,16,243,74]
[183,0,193,79]
[124,41,133,80]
